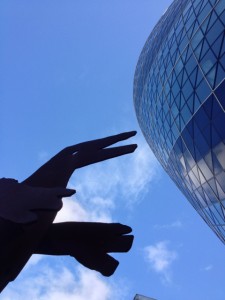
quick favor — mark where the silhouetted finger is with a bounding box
[53,188,76,198]
[61,131,137,155]
[43,222,132,244]
[73,144,137,168]
[91,144,137,162]
[72,234,134,252]
[100,235,134,253]
[72,249,119,277]
[84,131,137,150]
[97,144,138,158]
[86,222,132,236]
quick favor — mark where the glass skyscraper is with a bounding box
[133,294,157,300]
[134,0,225,243]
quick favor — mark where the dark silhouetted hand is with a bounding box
[36,222,134,276]
[23,131,137,188]
[0,131,137,291]
[0,178,75,224]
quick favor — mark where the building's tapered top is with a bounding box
[134,294,157,300]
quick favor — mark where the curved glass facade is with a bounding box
[134,0,225,243]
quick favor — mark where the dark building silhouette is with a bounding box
[134,0,225,243]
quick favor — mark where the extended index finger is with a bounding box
[90,131,137,150]
[74,144,137,168]
[63,131,137,155]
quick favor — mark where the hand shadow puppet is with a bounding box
[0,131,137,292]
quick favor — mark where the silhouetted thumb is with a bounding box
[52,188,76,198]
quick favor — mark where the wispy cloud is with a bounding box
[154,220,183,230]
[1,263,115,300]
[55,140,159,223]
[23,254,44,269]
[144,241,178,284]
[203,265,213,272]
[54,195,113,223]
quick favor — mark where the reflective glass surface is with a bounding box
[134,0,225,243]
[134,295,156,300]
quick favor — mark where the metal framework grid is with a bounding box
[134,0,225,243]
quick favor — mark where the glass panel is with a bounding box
[200,49,217,74]
[195,79,211,104]
[191,28,204,49]
[206,18,224,45]
[215,0,225,16]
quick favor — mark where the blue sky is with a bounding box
[1,1,225,299]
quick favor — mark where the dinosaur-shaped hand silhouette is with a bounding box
[23,131,137,188]
[0,178,75,224]
[36,222,134,277]
[0,131,137,291]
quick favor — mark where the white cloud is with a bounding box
[154,220,183,230]
[54,197,92,223]
[55,140,159,223]
[204,265,213,271]
[144,241,178,284]
[115,142,159,203]
[1,263,126,300]
[55,195,114,223]
[24,254,44,269]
